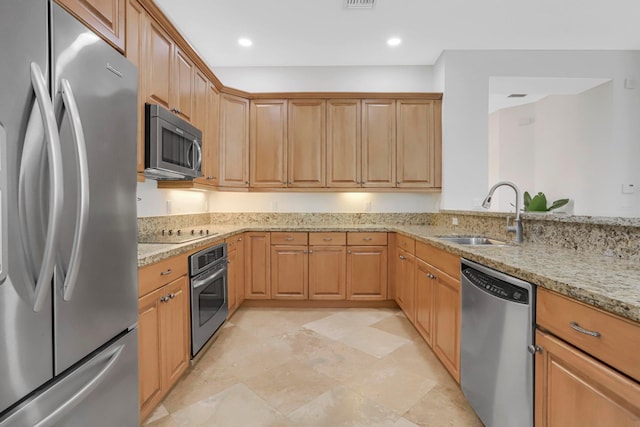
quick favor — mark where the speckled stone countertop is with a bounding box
[138,224,640,324]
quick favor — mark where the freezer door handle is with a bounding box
[21,63,64,312]
[31,344,124,427]
[59,78,90,302]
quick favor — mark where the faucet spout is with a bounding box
[481,181,524,243]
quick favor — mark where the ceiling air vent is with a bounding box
[345,0,376,9]
[507,94,528,98]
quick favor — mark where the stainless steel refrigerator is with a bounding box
[0,1,139,425]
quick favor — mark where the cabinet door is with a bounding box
[227,249,238,316]
[146,19,173,110]
[161,276,190,392]
[138,287,163,421]
[346,246,388,301]
[415,258,434,345]
[309,246,346,300]
[362,99,395,188]
[271,245,308,300]
[172,48,194,122]
[432,269,460,383]
[397,100,438,188]
[125,0,147,174]
[236,234,245,305]
[219,94,249,187]
[56,0,125,51]
[395,248,416,322]
[250,100,288,187]
[535,330,640,427]
[192,69,208,136]
[327,99,361,187]
[201,82,220,185]
[244,232,271,299]
[288,100,326,187]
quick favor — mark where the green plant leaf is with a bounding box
[549,198,569,211]
[527,192,549,211]
[523,191,532,210]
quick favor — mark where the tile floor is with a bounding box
[144,307,483,427]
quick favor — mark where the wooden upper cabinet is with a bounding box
[326,99,361,188]
[219,94,250,187]
[125,0,147,174]
[172,48,194,122]
[192,70,208,134]
[362,99,396,188]
[250,100,288,188]
[397,100,440,188]
[197,82,220,185]
[145,19,173,111]
[288,100,326,187]
[56,0,125,51]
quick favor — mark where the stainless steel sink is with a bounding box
[436,236,507,246]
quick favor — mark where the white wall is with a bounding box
[212,65,435,92]
[438,50,640,217]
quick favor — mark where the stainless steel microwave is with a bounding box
[145,103,202,180]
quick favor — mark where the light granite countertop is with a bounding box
[138,224,640,324]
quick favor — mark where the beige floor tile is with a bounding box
[403,384,484,427]
[337,326,411,358]
[170,383,287,427]
[243,359,336,414]
[287,385,399,427]
[393,417,420,427]
[345,358,438,414]
[162,365,239,413]
[385,339,457,386]
[302,309,395,340]
[144,403,169,425]
[300,337,380,382]
[370,313,421,340]
[145,414,178,427]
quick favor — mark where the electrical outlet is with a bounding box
[166,200,172,215]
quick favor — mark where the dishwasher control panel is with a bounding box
[462,266,529,304]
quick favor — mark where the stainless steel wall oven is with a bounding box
[189,243,228,357]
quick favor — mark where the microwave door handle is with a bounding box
[192,267,226,289]
[193,140,202,173]
[20,63,64,312]
[59,79,90,302]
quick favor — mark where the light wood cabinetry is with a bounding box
[326,99,361,188]
[191,69,208,140]
[244,232,271,298]
[271,245,309,300]
[396,100,441,188]
[56,0,125,51]
[172,47,194,122]
[145,19,173,111]
[362,99,396,188]
[535,330,640,427]
[219,93,250,188]
[250,100,288,187]
[414,258,434,346]
[288,100,326,187]
[308,245,347,300]
[226,233,245,317]
[194,81,220,186]
[395,247,416,322]
[346,246,388,301]
[137,272,189,421]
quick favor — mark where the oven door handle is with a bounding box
[192,267,226,290]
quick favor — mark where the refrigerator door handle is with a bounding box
[59,79,90,302]
[22,62,64,312]
[31,344,124,427]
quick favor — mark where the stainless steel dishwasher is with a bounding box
[460,258,535,427]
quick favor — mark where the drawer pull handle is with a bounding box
[322,237,332,241]
[399,255,406,260]
[285,237,294,241]
[160,269,173,276]
[569,322,601,337]
[363,237,373,241]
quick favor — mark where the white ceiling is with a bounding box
[154,0,640,68]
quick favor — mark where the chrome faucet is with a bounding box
[481,181,524,243]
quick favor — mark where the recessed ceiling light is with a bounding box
[387,37,402,47]
[238,38,253,47]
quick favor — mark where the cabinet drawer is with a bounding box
[138,254,188,298]
[347,232,387,246]
[396,234,415,254]
[537,288,640,382]
[415,241,460,280]
[225,234,244,252]
[271,232,308,245]
[309,232,346,246]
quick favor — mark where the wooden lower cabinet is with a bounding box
[308,246,347,300]
[432,268,461,383]
[226,233,245,317]
[535,330,640,427]
[414,258,434,345]
[346,246,387,301]
[271,245,308,299]
[138,275,190,421]
[395,247,415,322]
[245,232,271,299]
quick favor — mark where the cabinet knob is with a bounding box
[527,345,542,354]
[427,273,436,279]
[303,250,308,254]
[169,293,175,299]
[347,250,352,254]
[399,255,406,260]
[237,237,242,242]
[245,181,249,184]
[309,250,313,254]
[159,296,168,303]
[160,269,173,276]
[207,176,214,180]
